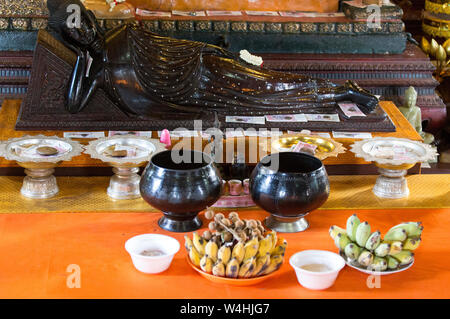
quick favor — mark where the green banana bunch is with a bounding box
[346,214,360,242]
[329,225,346,240]
[374,242,391,257]
[344,243,361,261]
[369,257,388,272]
[357,250,374,267]
[365,231,381,251]
[386,256,399,270]
[355,222,371,247]
[388,222,423,238]
[403,237,421,250]
[335,233,352,251]
[329,215,422,271]
[384,228,407,243]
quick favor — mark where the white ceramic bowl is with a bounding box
[125,234,180,274]
[289,250,346,290]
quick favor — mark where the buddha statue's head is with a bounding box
[404,86,418,109]
[47,0,103,54]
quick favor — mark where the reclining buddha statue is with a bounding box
[47,0,379,119]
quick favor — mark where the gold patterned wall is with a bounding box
[0,0,48,16]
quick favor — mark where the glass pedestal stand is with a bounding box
[21,165,59,199]
[372,166,411,199]
[107,166,141,200]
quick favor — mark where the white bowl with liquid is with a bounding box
[289,250,346,290]
[125,234,180,274]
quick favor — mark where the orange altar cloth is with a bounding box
[0,208,448,299]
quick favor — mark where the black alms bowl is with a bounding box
[250,152,330,233]
[140,150,222,232]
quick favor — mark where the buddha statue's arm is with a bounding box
[66,49,101,114]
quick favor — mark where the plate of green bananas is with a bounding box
[330,214,422,275]
[185,210,287,286]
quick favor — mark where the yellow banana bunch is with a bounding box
[205,240,219,263]
[212,261,226,277]
[253,253,271,276]
[192,232,207,255]
[243,237,259,261]
[257,235,273,257]
[231,242,245,264]
[184,221,286,279]
[226,258,240,278]
[217,245,231,265]
[261,254,284,276]
[271,238,288,256]
[238,257,256,278]
[200,255,214,273]
[188,246,202,267]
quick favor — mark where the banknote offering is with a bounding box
[332,132,373,139]
[108,131,152,137]
[279,11,305,17]
[338,103,366,118]
[225,116,266,125]
[135,9,171,17]
[265,114,307,122]
[63,132,105,139]
[292,141,318,155]
[172,10,206,16]
[244,130,283,137]
[245,11,279,16]
[305,114,340,122]
[206,11,243,16]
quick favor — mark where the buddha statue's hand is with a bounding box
[342,80,379,114]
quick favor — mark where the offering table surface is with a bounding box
[0,100,421,169]
[0,206,448,299]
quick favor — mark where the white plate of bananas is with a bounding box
[330,214,422,275]
[185,210,287,286]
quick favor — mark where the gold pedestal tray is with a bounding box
[264,133,346,160]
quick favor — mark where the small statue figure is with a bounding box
[398,86,435,144]
[47,0,379,120]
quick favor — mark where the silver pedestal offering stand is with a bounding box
[350,137,438,199]
[0,135,83,199]
[84,135,166,200]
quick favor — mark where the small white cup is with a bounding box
[289,250,345,290]
[125,234,180,274]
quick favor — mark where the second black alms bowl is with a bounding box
[250,152,330,233]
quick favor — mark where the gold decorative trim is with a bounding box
[425,0,450,16]
[423,19,450,39]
